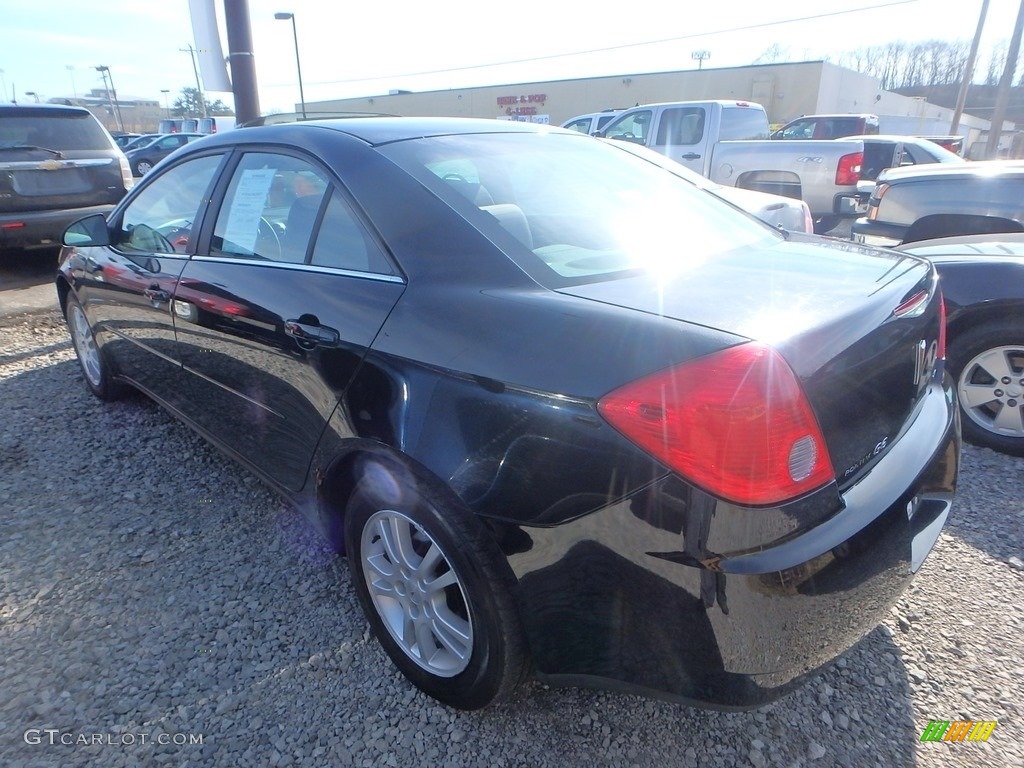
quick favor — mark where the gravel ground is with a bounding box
[1,310,1022,768]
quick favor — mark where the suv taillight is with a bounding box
[836,152,862,186]
[867,182,889,221]
[598,343,835,506]
[118,155,135,191]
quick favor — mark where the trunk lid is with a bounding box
[558,237,942,489]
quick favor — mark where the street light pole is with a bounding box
[25,91,40,103]
[66,65,78,101]
[161,89,171,119]
[275,12,306,119]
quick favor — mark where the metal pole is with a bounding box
[951,0,990,135]
[291,16,306,119]
[66,65,78,100]
[96,68,115,130]
[224,0,261,125]
[181,45,208,118]
[104,67,126,132]
[985,0,1024,158]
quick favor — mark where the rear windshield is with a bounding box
[0,109,114,151]
[380,131,779,287]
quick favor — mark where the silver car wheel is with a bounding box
[69,303,103,388]
[360,509,474,677]
[137,160,153,175]
[957,344,1024,439]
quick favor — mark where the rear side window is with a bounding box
[656,108,705,145]
[0,109,113,151]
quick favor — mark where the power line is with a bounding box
[296,0,920,88]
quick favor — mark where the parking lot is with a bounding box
[1,252,1022,768]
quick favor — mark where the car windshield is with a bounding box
[381,131,779,286]
[0,110,112,151]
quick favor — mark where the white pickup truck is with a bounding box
[591,100,865,233]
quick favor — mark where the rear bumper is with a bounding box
[0,205,114,251]
[508,376,959,708]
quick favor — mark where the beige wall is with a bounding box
[309,60,991,142]
[311,62,839,126]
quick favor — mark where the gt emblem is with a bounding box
[913,339,938,393]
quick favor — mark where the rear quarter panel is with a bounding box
[708,140,862,217]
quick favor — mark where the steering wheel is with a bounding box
[442,172,470,184]
[256,216,282,260]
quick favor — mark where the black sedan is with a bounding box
[57,118,958,711]
[898,234,1024,456]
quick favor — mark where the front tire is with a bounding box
[344,461,528,709]
[66,293,128,402]
[948,321,1024,456]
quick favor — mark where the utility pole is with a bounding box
[985,0,1024,158]
[180,44,208,118]
[224,0,261,124]
[951,0,990,135]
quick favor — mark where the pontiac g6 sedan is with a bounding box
[58,118,959,710]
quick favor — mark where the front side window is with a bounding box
[118,154,222,254]
[603,111,653,145]
[778,120,814,139]
[563,118,593,134]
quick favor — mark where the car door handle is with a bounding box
[143,286,170,302]
[680,153,701,160]
[285,319,340,347]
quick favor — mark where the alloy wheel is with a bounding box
[360,509,474,677]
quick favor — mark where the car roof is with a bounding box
[0,103,94,117]
[196,116,574,148]
[880,159,1024,182]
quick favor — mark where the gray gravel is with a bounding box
[1,310,1022,768]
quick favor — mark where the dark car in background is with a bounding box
[0,103,133,253]
[120,133,162,153]
[124,132,205,176]
[58,118,957,711]
[899,234,1024,456]
[772,113,879,139]
[852,161,1024,247]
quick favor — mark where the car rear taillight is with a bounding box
[867,182,889,221]
[598,342,835,506]
[836,152,862,185]
[938,297,946,360]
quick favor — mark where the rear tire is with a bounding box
[65,293,128,402]
[344,459,528,709]
[947,321,1024,456]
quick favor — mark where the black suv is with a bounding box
[1,103,133,253]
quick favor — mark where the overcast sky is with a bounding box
[1,0,1020,114]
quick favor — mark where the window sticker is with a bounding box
[220,168,277,254]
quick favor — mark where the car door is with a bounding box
[650,106,708,173]
[174,149,405,491]
[77,152,225,411]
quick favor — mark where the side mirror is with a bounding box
[591,129,605,138]
[63,213,112,247]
